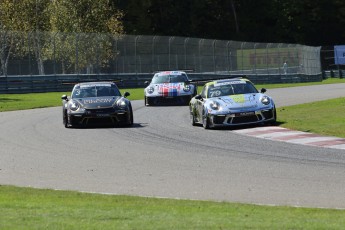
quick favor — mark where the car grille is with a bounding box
[262,110,274,119]
[213,115,226,124]
[212,109,275,126]
[231,115,259,124]
[154,95,191,105]
[86,108,115,113]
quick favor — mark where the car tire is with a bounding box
[270,108,277,125]
[63,110,69,128]
[145,96,152,106]
[190,109,197,126]
[127,104,134,126]
[67,116,75,128]
[265,107,277,126]
[202,110,210,129]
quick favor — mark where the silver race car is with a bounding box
[189,78,276,129]
[144,71,197,106]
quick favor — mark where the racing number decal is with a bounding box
[230,95,245,103]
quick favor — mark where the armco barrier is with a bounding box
[0,73,322,94]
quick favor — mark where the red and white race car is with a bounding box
[144,71,197,106]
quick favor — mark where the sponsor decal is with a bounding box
[230,94,245,103]
[214,79,246,87]
[157,71,182,76]
[83,98,112,104]
[159,83,181,97]
[236,112,255,116]
[80,83,111,88]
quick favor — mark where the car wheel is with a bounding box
[266,107,277,126]
[67,116,75,128]
[270,108,277,125]
[127,104,134,126]
[63,110,69,128]
[202,110,210,129]
[145,96,152,106]
[190,107,197,126]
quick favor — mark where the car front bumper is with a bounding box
[68,108,131,126]
[207,108,276,127]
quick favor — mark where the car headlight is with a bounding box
[117,98,127,108]
[69,101,80,111]
[209,101,220,110]
[183,85,191,92]
[261,96,271,105]
[147,87,154,94]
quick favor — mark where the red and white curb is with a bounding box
[233,126,345,150]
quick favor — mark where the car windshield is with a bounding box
[71,84,121,98]
[151,74,188,84]
[207,80,258,98]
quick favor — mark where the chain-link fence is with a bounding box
[0,31,321,77]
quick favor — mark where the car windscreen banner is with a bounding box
[334,45,345,65]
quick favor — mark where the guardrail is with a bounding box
[0,73,322,94]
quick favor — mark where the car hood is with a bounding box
[211,93,265,109]
[73,96,120,109]
[146,82,194,96]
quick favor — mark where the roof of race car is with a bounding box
[205,77,250,87]
[74,81,118,88]
[154,71,186,76]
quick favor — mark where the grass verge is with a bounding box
[278,97,345,138]
[0,78,344,112]
[1,185,345,229]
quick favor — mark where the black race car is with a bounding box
[61,82,133,128]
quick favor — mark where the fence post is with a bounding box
[266,43,271,75]
[135,35,141,74]
[226,41,232,73]
[254,43,258,75]
[53,32,58,75]
[184,37,189,70]
[169,36,175,70]
[152,36,157,72]
[198,39,204,73]
[28,31,32,76]
[240,42,245,75]
[75,33,79,74]
[213,40,216,73]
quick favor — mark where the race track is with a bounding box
[1,83,345,209]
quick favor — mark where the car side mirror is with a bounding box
[260,88,267,93]
[144,81,150,86]
[195,94,203,100]
[123,92,130,98]
[61,95,68,100]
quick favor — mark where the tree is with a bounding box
[116,0,153,35]
[49,0,124,73]
[0,0,51,76]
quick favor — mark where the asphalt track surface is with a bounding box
[1,83,345,209]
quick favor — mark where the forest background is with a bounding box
[1,0,343,46]
[0,0,342,77]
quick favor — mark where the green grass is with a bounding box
[278,97,345,138]
[1,78,345,229]
[0,78,344,112]
[1,185,345,229]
